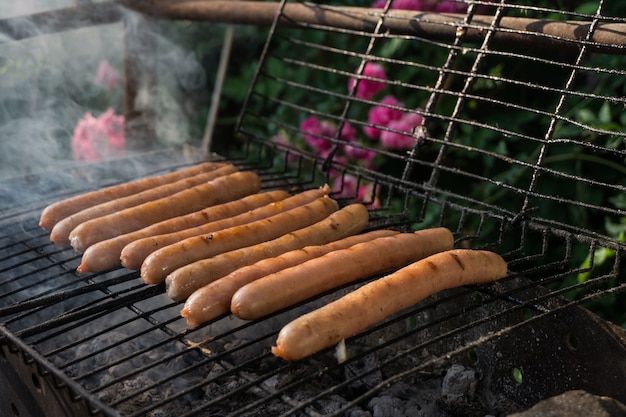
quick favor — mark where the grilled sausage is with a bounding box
[231,228,455,320]
[50,164,237,247]
[272,249,508,361]
[181,229,400,327]
[120,186,330,271]
[70,170,260,256]
[165,203,370,301]
[77,190,289,273]
[140,196,339,285]
[39,161,226,230]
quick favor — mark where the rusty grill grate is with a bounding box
[2,1,626,416]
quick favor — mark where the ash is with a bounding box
[65,329,520,417]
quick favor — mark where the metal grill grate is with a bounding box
[2,1,626,416]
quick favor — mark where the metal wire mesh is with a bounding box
[236,0,626,239]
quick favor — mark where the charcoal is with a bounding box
[437,364,484,417]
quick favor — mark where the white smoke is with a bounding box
[0,1,209,179]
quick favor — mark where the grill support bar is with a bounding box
[120,1,626,53]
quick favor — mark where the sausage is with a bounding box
[165,203,370,302]
[272,249,508,361]
[39,161,226,231]
[50,164,237,247]
[70,170,260,256]
[231,228,455,320]
[77,190,289,273]
[120,186,330,271]
[140,196,340,285]
[181,229,400,327]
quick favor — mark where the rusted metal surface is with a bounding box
[475,304,626,407]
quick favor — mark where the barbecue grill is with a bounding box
[2,1,626,416]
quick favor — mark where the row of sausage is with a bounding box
[40,161,508,361]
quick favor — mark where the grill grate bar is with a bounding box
[425,2,512,193]
[520,1,606,219]
[93,309,279,401]
[14,283,163,340]
[0,274,138,319]
[0,323,122,417]
[0,240,72,276]
[120,332,285,416]
[282,27,582,86]
[42,301,177,363]
[3,2,626,415]
[139,354,285,417]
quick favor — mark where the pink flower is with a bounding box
[380,111,422,150]
[344,144,376,166]
[332,175,380,207]
[434,1,468,13]
[94,60,120,90]
[365,95,405,139]
[301,117,360,158]
[72,108,125,161]
[372,0,426,10]
[348,62,387,100]
[340,122,357,143]
[300,116,336,153]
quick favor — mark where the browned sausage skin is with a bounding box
[50,164,237,247]
[120,186,330,271]
[272,249,508,361]
[165,203,370,301]
[70,170,261,255]
[77,190,289,273]
[181,229,400,327]
[39,161,226,231]
[140,195,340,285]
[231,228,455,320]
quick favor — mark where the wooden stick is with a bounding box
[119,1,626,53]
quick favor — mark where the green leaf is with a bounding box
[577,246,615,283]
[575,2,600,15]
[598,101,613,124]
[576,108,596,124]
[609,194,626,210]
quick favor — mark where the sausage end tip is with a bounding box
[271,345,288,360]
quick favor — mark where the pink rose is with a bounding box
[332,175,380,207]
[72,108,125,161]
[365,95,405,139]
[94,60,120,90]
[434,1,468,13]
[340,122,357,143]
[372,0,426,10]
[344,144,376,167]
[348,62,387,100]
[300,116,336,153]
[380,111,422,150]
